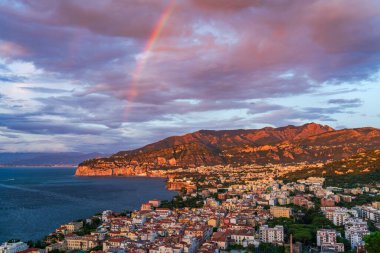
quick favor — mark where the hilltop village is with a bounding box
[2,163,380,253]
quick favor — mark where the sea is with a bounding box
[0,167,176,243]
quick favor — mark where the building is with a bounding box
[230,230,256,247]
[148,199,161,207]
[345,226,369,250]
[0,242,28,253]
[270,206,291,218]
[259,225,284,244]
[320,243,345,252]
[65,221,83,233]
[372,201,380,210]
[211,232,228,250]
[321,198,335,207]
[141,203,153,211]
[293,195,315,209]
[101,210,113,222]
[207,217,219,227]
[65,235,99,251]
[358,205,380,222]
[155,208,172,217]
[149,245,184,253]
[45,242,67,253]
[344,218,369,249]
[316,229,337,246]
[324,208,350,226]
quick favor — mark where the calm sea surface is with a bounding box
[0,167,176,242]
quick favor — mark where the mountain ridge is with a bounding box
[76,123,380,176]
[0,152,107,166]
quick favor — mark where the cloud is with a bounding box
[0,0,379,152]
[328,98,362,105]
[21,86,72,94]
[0,75,25,82]
[0,113,105,135]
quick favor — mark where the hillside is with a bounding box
[75,123,380,176]
[283,149,380,187]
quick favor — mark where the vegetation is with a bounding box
[268,208,338,247]
[227,244,245,250]
[258,243,285,253]
[74,218,101,236]
[283,150,380,187]
[27,240,45,249]
[364,232,380,253]
[159,195,204,209]
[48,250,65,253]
[337,193,380,209]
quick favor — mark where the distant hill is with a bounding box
[0,152,107,166]
[76,123,380,176]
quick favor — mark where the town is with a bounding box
[1,163,380,253]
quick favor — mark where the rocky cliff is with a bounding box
[76,123,380,176]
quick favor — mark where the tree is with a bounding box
[311,216,334,228]
[364,232,380,253]
[293,229,313,244]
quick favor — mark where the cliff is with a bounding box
[76,123,380,176]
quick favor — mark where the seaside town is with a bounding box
[2,0,380,252]
[2,163,380,253]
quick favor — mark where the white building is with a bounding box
[230,230,256,247]
[322,207,350,226]
[317,229,337,246]
[344,218,369,249]
[0,242,28,253]
[320,243,345,253]
[332,210,350,226]
[101,210,113,222]
[358,206,380,222]
[259,225,284,244]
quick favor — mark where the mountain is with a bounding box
[0,152,107,166]
[76,123,380,176]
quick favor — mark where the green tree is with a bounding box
[311,216,334,228]
[364,232,380,253]
[293,229,313,244]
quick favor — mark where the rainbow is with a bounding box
[126,0,176,112]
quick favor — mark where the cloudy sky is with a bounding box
[0,0,380,153]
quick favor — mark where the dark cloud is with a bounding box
[21,86,72,94]
[0,75,25,82]
[328,98,362,105]
[0,113,104,135]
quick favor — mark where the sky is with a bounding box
[0,0,380,153]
